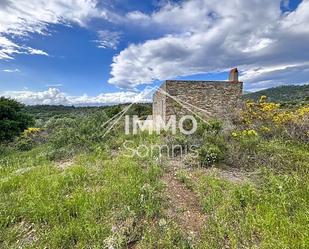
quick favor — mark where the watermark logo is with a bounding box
[100,85,211,159]
[125,115,197,135]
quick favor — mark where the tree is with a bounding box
[0,97,34,142]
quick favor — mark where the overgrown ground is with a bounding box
[0,100,309,248]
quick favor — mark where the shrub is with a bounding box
[231,129,260,152]
[164,132,190,157]
[196,119,223,137]
[199,143,224,167]
[240,96,309,142]
[15,136,34,151]
[0,97,34,142]
[105,105,122,118]
[183,152,200,168]
[187,119,227,167]
[44,111,112,159]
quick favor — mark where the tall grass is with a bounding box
[0,128,163,248]
[195,139,309,249]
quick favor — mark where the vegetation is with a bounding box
[0,95,308,248]
[177,96,309,248]
[244,84,309,105]
[25,103,151,122]
[197,167,309,248]
[0,97,34,142]
[0,104,162,248]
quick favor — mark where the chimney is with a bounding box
[229,68,238,82]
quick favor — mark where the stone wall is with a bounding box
[152,82,166,120]
[153,80,243,122]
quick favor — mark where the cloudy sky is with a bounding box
[0,0,308,105]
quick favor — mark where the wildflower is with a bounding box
[159,218,167,227]
[260,126,271,133]
[246,130,258,136]
[23,127,41,137]
[261,102,280,112]
[296,105,309,117]
[259,95,267,102]
[240,129,257,136]
[246,101,255,108]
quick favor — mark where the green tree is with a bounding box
[0,97,34,142]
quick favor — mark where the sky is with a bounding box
[0,0,308,106]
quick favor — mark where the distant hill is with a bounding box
[243,84,309,104]
[25,103,152,121]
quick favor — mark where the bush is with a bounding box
[195,119,227,167]
[183,152,200,167]
[15,136,34,151]
[196,119,223,137]
[199,143,224,167]
[231,129,260,152]
[0,144,10,156]
[13,128,44,151]
[0,97,34,142]
[240,96,309,142]
[45,111,110,159]
[105,105,122,118]
[165,132,190,156]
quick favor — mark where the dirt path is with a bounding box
[162,159,206,239]
[161,157,250,240]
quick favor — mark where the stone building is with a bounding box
[152,68,243,122]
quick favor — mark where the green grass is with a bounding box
[194,140,309,249]
[0,142,163,248]
[175,170,194,190]
[138,220,194,248]
[1,103,309,248]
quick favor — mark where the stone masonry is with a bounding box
[153,68,243,122]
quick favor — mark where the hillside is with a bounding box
[244,84,309,104]
[1,99,309,248]
[25,103,152,121]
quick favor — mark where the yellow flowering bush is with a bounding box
[23,127,41,137]
[260,126,271,133]
[232,129,258,138]
[295,106,309,117]
[231,128,260,155]
[272,112,293,124]
[242,96,280,125]
[240,96,309,141]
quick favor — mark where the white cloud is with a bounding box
[0,87,152,106]
[280,0,309,32]
[27,48,49,56]
[109,0,309,90]
[0,0,101,36]
[2,68,20,73]
[0,36,50,59]
[94,30,121,49]
[240,63,309,90]
[1,0,309,91]
[0,0,119,60]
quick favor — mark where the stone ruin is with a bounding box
[152,68,243,122]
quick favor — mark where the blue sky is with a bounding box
[0,0,308,105]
